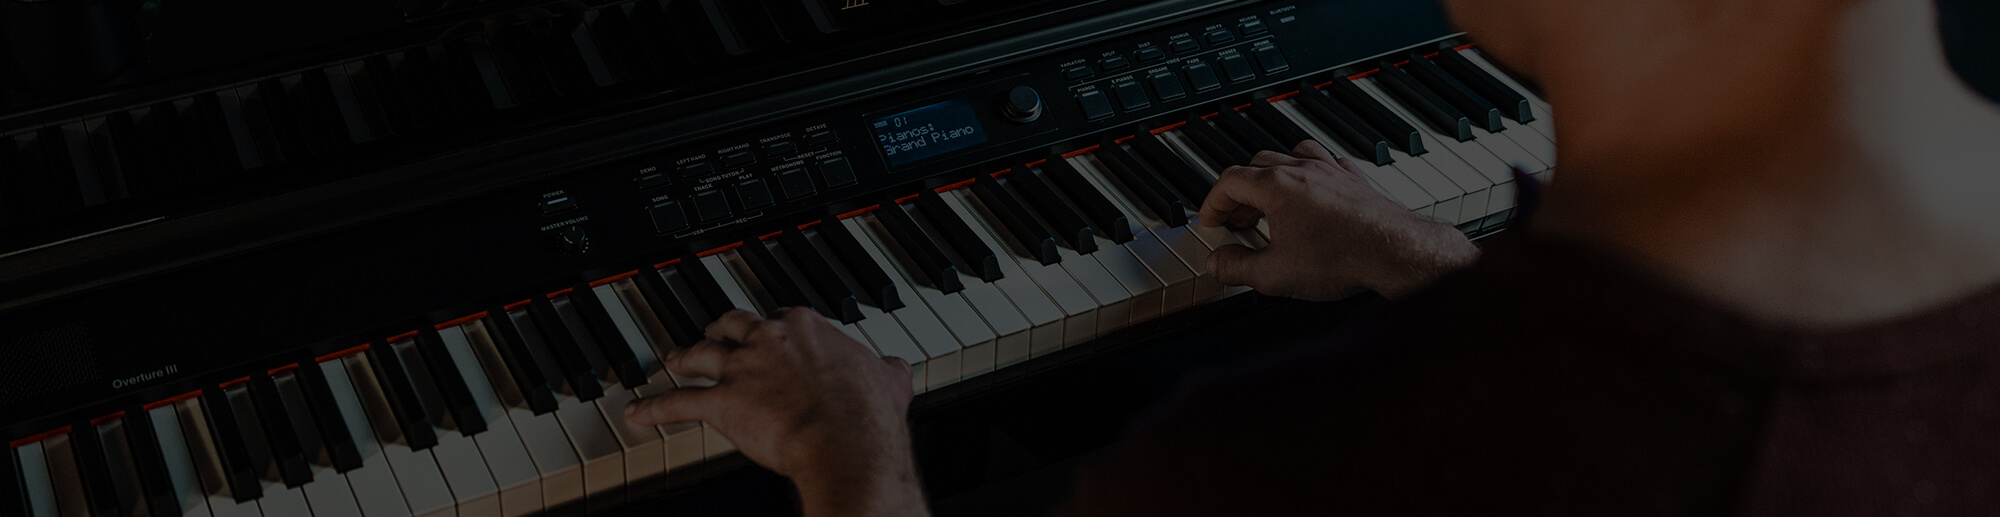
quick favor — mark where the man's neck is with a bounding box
[1532,0,2000,327]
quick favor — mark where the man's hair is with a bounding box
[1939,0,1999,103]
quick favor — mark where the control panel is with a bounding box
[513,1,1451,265]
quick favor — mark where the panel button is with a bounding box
[806,130,839,146]
[778,168,816,200]
[1113,81,1149,111]
[1204,30,1234,45]
[819,157,858,187]
[737,178,775,211]
[1148,72,1187,101]
[650,201,689,233]
[1098,56,1130,73]
[1219,54,1257,83]
[1169,39,1200,54]
[761,141,798,158]
[1077,90,1115,121]
[1254,46,1290,73]
[1238,20,1267,35]
[677,161,714,178]
[1135,47,1166,63]
[694,190,731,221]
[722,151,755,168]
[541,196,577,215]
[1185,62,1223,92]
[1063,65,1093,81]
[635,172,671,190]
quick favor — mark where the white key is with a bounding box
[456,320,587,509]
[551,295,668,486]
[698,255,762,317]
[172,398,264,517]
[1033,164,1168,323]
[890,207,1035,375]
[841,216,967,388]
[1270,99,1476,223]
[852,211,1000,380]
[311,360,415,517]
[799,230,932,389]
[16,442,61,517]
[1353,77,1520,216]
[437,326,545,516]
[143,404,215,517]
[1068,155,1199,313]
[338,355,458,517]
[383,341,500,517]
[503,310,627,505]
[217,386,313,517]
[1232,110,1439,218]
[1321,86,1500,223]
[595,281,707,471]
[943,188,1093,352]
[270,374,366,517]
[94,419,150,517]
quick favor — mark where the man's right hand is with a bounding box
[1199,140,1480,300]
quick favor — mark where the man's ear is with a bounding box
[1936,0,2000,103]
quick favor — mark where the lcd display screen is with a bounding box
[873,99,989,167]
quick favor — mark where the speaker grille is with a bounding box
[0,324,102,406]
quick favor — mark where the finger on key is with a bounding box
[1247,150,1307,168]
[1207,243,1279,288]
[624,388,722,427]
[704,309,763,345]
[1198,166,1278,227]
[1293,140,1338,164]
[664,339,732,380]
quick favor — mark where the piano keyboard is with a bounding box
[4,43,1552,517]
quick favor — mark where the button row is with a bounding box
[1061,16,1262,83]
[648,156,859,234]
[1077,45,1287,122]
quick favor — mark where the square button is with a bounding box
[1169,39,1200,54]
[1135,47,1166,63]
[1219,54,1256,83]
[723,151,755,168]
[677,161,714,178]
[737,178,775,211]
[1078,90,1115,121]
[1148,72,1186,101]
[1113,81,1149,111]
[650,201,689,234]
[1184,62,1222,92]
[694,190,731,222]
[807,130,839,146]
[1064,65,1093,80]
[635,172,670,190]
[1254,46,1290,73]
[1238,20,1267,35]
[1099,56,1130,72]
[779,169,817,200]
[820,157,859,187]
[1204,30,1234,45]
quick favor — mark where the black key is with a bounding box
[1402,53,1504,133]
[675,255,743,320]
[1432,51,1534,123]
[427,42,496,120]
[275,73,349,157]
[293,360,366,471]
[617,0,699,74]
[1128,132,1212,209]
[356,55,420,135]
[527,297,606,402]
[69,421,126,517]
[3,442,26,517]
[876,200,964,293]
[778,230,864,323]
[382,51,445,131]
[6,130,84,217]
[1005,164,1097,254]
[497,24,568,101]
[565,285,649,389]
[1040,156,1133,244]
[363,347,442,449]
[1094,137,1188,227]
[631,272,710,348]
[219,85,285,169]
[1288,83,1394,165]
[818,217,905,311]
[57,121,111,206]
[482,310,563,414]
[1240,102,1309,149]
[915,190,1003,282]
[969,175,1060,265]
[1208,106,1288,156]
[414,327,491,434]
[739,238,815,310]
[247,374,314,487]
[121,405,181,517]
[323,64,396,144]
[200,387,263,501]
[1374,59,1473,141]
[1180,112,1251,168]
[567,11,633,87]
[464,35,530,110]
[190,94,244,178]
[1323,79,1425,155]
[105,109,165,195]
